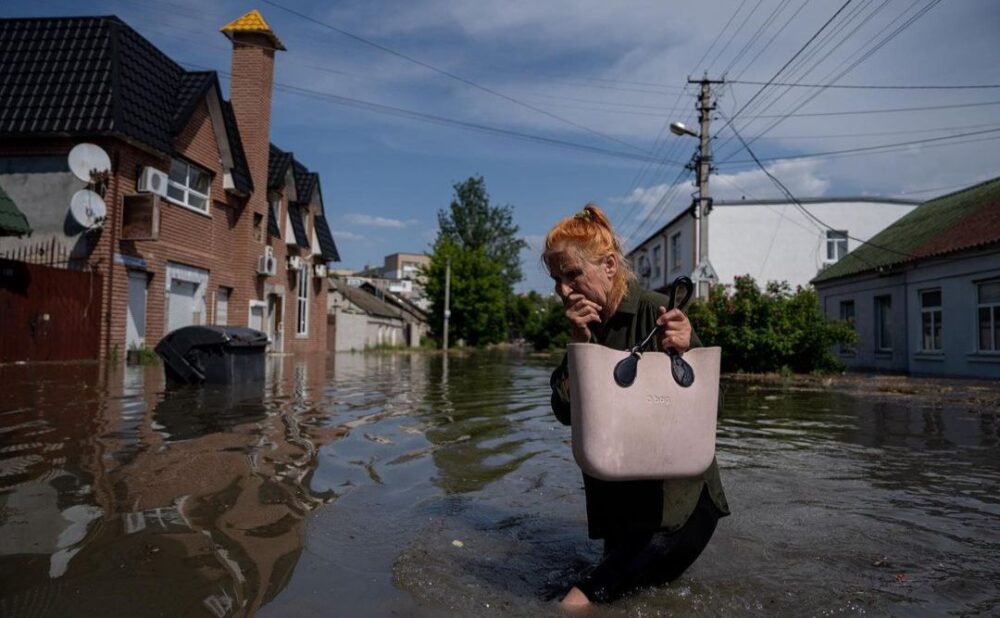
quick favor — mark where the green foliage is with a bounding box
[507,291,571,350]
[686,275,856,374]
[436,176,527,291]
[426,176,528,347]
[426,240,509,347]
[126,344,159,366]
[527,295,572,351]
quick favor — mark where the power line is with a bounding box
[717,0,944,162]
[717,109,917,262]
[738,98,1000,118]
[729,79,1000,90]
[180,62,686,168]
[260,0,651,155]
[718,126,1000,165]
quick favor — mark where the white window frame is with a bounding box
[977,279,1000,353]
[296,264,309,337]
[919,289,942,352]
[825,230,848,263]
[875,295,892,352]
[166,159,211,215]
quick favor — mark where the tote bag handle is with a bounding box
[613,276,696,389]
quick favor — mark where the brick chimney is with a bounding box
[220,10,286,197]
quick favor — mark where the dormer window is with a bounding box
[167,159,211,214]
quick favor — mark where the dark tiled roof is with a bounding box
[0,16,251,193]
[0,184,32,237]
[287,203,309,248]
[813,176,1000,284]
[333,278,402,320]
[171,71,215,133]
[291,159,317,204]
[314,215,340,262]
[267,143,293,190]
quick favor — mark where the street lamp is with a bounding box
[669,122,698,138]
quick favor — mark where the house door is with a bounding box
[267,294,284,352]
[167,279,198,333]
[249,302,266,333]
[126,271,147,349]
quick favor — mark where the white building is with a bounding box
[813,178,1000,378]
[627,197,918,292]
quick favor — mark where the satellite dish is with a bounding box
[68,143,112,182]
[70,189,107,229]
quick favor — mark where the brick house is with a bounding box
[0,11,338,361]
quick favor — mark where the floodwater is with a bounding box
[0,351,997,617]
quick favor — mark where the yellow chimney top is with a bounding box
[221,9,286,51]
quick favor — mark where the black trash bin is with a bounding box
[155,326,268,384]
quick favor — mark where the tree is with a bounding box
[425,176,528,347]
[686,275,855,373]
[436,176,527,291]
[425,239,508,347]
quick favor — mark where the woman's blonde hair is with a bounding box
[542,203,635,308]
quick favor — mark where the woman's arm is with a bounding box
[550,355,572,425]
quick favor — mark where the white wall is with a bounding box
[709,200,916,288]
[631,216,695,290]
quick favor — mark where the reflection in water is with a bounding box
[2,352,999,616]
[0,355,342,617]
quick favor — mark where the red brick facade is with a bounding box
[0,16,331,360]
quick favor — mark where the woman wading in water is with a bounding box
[544,204,729,608]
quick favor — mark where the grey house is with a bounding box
[813,177,1000,378]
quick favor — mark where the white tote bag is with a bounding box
[566,276,721,481]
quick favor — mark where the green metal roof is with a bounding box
[813,176,1000,284]
[0,183,31,237]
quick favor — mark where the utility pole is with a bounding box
[442,256,451,351]
[687,75,723,298]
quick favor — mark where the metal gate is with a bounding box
[0,259,103,362]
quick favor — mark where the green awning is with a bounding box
[0,184,31,237]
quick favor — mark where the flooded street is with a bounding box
[1,350,998,617]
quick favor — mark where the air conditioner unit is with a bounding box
[257,246,277,276]
[137,166,169,197]
[313,264,328,278]
[287,255,304,270]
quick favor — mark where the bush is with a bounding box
[686,275,855,374]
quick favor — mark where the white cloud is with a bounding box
[344,213,408,228]
[522,234,547,251]
[333,230,365,241]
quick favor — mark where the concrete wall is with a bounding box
[817,248,1000,378]
[631,215,695,291]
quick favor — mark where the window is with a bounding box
[216,287,230,326]
[920,289,942,352]
[166,159,211,213]
[296,265,309,336]
[253,213,264,243]
[839,300,855,353]
[825,230,848,263]
[977,280,1000,352]
[670,233,682,271]
[652,244,662,279]
[270,197,282,238]
[875,295,892,352]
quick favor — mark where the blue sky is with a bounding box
[5,0,1000,292]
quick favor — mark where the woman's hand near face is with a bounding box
[565,293,602,343]
[656,306,691,353]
